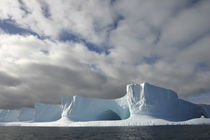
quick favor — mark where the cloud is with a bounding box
[0,0,210,108]
[0,34,125,108]
[0,71,21,87]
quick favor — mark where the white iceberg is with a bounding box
[0,82,210,126]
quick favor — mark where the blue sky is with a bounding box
[0,0,210,108]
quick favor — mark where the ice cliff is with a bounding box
[19,107,35,121]
[34,103,61,122]
[127,83,201,121]
[0,109,20,122]
[0,82,210,124]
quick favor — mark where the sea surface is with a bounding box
[0,125,210,140]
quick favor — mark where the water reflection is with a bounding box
[0,126,210,140]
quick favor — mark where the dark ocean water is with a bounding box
[0,125,210,140]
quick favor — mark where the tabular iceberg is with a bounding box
[0,82,210,126]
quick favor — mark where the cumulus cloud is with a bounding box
[0,0,210,108]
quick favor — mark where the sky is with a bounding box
[0,0,210,109]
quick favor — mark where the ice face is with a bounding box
[199,104,210,118]
[0,109,20,122]
[19,107,35,121]
[34,103,61,122]
[0,110,8,122]
[127,83,180,118]
[126,83,208,121]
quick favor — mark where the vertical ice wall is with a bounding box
[199,104,210,118]
[127,83,179,116]
[34,103,61,122]
[19,107,35,121]
[0,110,8,122]
[0,109,20,122]
[126,83,205,121]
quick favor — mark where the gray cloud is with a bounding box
[0,0,210,108]
[0,71,21,87]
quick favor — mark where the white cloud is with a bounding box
[0,34,125,108]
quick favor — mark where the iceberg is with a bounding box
[0,82,210,126]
